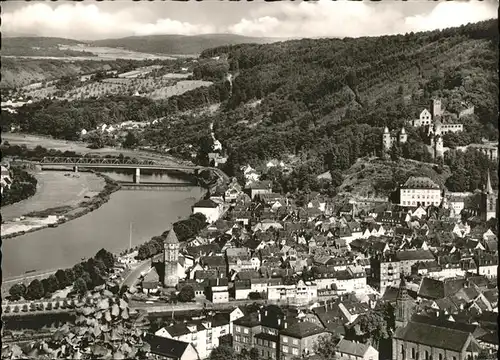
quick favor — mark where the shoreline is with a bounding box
[1,171,121,240]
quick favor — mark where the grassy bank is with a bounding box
[2,171,121,239]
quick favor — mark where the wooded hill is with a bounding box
[91,34,287,55]
[5,21,498,195]
[196,20,498,176]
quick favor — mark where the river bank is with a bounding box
[1,171,120,239]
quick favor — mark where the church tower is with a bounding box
[480,171,497,221]
[383,126,392,152]
[434,136,444,159]
[163,229,180,287]
[431,99,442,119]
[399,127,407,144]
[395,276,413,329]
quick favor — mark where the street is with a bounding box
[120,259,152,288]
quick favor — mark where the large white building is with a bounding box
[155,311,241,359]
[400,176,441,207]
[192,199,223,224]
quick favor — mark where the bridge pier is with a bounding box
[73,166,78,173]
[133,168,141,184]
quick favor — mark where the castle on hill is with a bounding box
[412,99,465,159]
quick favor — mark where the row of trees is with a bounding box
[9,248,115,301]
[136,213,207,260]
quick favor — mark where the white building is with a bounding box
[1,165,12,195]
[400,176,441,207]
[192,199,222,224]
[155,314,233,359]
[267,280,317,305]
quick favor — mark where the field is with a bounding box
[1,171,105,222]
[2,133,188,166]
[18,65,210,101]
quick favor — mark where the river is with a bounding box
[2,171,205,278]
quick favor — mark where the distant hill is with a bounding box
[91,34,287,55]
[1,37,91,57]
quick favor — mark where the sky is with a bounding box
[2,0,497,40]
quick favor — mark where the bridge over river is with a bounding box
[34,156,228,184]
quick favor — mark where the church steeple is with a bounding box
[395,275,413,329]
[486,171,493,194]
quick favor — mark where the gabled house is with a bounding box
[144,333,200,360]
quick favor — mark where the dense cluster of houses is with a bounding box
[140,169,498,360]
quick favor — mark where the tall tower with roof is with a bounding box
[395,276,413,329]
[164,229,180,287]
[480,171,497,221]
[399,127,407,144]
[383,126,392,152]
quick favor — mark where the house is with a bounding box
[144,333,200,360]
[1,165,12,195]
[225,180,243,202]
[233,306,291,357]
[279,321,330,360]
[392,320,481,360]
[335,338,379,360]
[400,176,441,207]
[233,279,253,300]
[154,314,230,359]
[474,254,498,279]
[338,301,370,324]
[395,250,436,275]
[206,278,229,304]
[248,180,273,199]
[192,199,222,224]
[417,277,466,300]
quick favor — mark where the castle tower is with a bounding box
[399,127,407,144]
[383,126,392,152]
[164,229,180,287]
[434,136,444,159]
[395,276,413,329]
[480,171,497,221]
[432,99,442,119]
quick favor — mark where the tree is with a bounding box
[248,291,262,300]
[209,345,235,360]
[356,311,389,348]
[95,248,115,270]
[177,285,195,302]
[9,283,26,301]
[123,131,139,149]
[46,275,60,294]
[55,269,69,289]
[312,334,337,360]
[26,279,45,300]
[73,278,88,296]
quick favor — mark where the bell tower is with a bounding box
[481,171,497,221]
[163,229,180,287]
[395,276,413,329]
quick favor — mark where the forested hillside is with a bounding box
[6,21,498,194]
[91,34,286,55]
[195,20,498,180]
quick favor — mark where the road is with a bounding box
[120,259,153,289]
[129,298,298,314]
